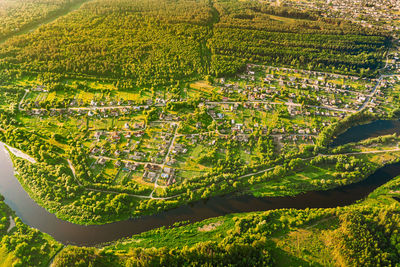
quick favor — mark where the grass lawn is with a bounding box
[271,216,339,266]
[249,165,335,197]
[110,214,237,250]
[0,247,16,267]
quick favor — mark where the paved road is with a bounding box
[150,124,178,198]
[358,76,383,111]
[206,100,354,113]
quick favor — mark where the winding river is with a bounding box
[330,119,400,147]
[0,120,400,246]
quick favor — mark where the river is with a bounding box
[330,119,400,147]
[0,121,400,246]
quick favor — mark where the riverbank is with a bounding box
[330,119,400,147]
[53,196,400,266]
[0,142,36,164]
[0,141,399,245]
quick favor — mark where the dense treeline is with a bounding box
[0,0,212,86]
[213,0,388,35]
[332,210,400,266]
[52,204,400,266]
[208,0,389,77]
[0,0,390,86]
[1,218,62,266]
[54,241,273,266]
[0,195,61,267]
[209,28,387,76]
[164,151,376,199]
[12,157,140,224]
[0,0,83,39]
[316,110,379,148]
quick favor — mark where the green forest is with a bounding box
[0,0,398,265]
[47,178,400,266]
[0,0,85,40]
[0,0,390,88]
[0,171,398,266]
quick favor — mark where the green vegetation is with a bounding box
[0,2,396,222]
[1,218,62,267]
[209,0,389,77]
[0,0,399,265]
[0,0,213,86]
[51,174,400,266]
[0,0,86,40]
[0,195,61,267]
[0,0,390,87]
[0,0,400,266]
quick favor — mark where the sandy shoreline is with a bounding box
[0,142,36,164]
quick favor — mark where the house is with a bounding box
[163,167,173,174]
[146,171,157,181]
[134,122,145,129]
[145,164,160,172]
[90,147,100,154]
[97,157,107,165]
[32,85,47,92]
[148,172,157,180]
[111,132,120,141]
[134,131,144,137]
[94,132,102,140]
[126,162,137,171]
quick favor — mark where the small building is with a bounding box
[97,157,107,165]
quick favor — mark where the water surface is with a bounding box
[0,142,399,246]
[330,119,400,147]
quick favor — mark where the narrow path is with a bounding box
[199,0,220,74]
[90,156,163,167]
[6,216,15,233]
[358,76,383,111]
[0,0,90,45]
[150,124,179,198]
[18,90,29,111]
[67,159,81,186]
[27,103,166,113]
[206,100,355,113]
[358,49,391,111]
[340,148,400,155]
[47,246,65,267]
[65,145,400,200]
[1,142,36,164]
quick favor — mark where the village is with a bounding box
[12,58,400,193]
[270,0,400,33]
